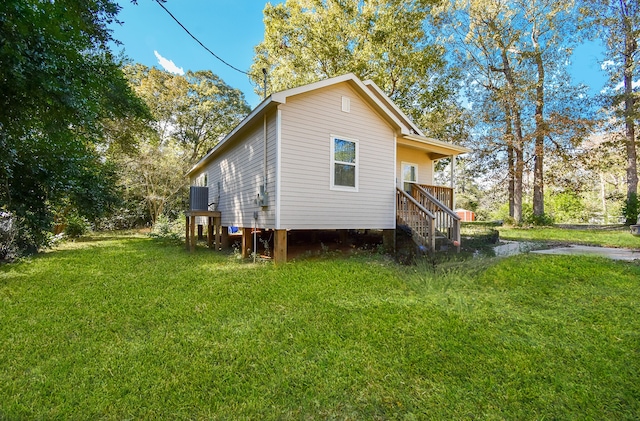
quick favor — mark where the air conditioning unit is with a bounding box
[189,186,209,211]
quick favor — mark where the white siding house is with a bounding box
[187,73,470,262]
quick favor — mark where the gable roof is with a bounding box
[188,73,469,176]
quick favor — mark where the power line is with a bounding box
[154,0,252,76]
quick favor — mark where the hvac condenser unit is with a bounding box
[189,186,209,211]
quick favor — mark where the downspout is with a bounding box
[262,68,268,206]
[264,113,267,193]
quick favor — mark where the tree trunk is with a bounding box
[600,172,607,223]
[622,7,638,222]
[499,48,525,223]
[513,123,524,224]
[532,38,546,218]
[505,100,515,218]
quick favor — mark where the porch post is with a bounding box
[207,217,213,248]
[382,229,396,254]
[274,229,287,264]
[450,155,456,209]
[221,226,230,249]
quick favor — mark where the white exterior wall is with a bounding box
[396,144,434,188]
[192,110,278,229]
[278,83,396,229]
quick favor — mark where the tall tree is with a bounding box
[580,0,639,223]
[436,0,529,221]
[513,0,581,218]
[437,0,592,223]
[0,0,147,251]
[114,65,250,224]
[251,0,464,139]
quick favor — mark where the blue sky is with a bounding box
[110,0,608,109]
[111,0,274,107]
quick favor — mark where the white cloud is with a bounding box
[601,79,640,94]
[601,60,615,70]
[154,50,185,75]
[613,79,640,91]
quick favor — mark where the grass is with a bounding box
[499,225,640,249]
[1,234,639,419]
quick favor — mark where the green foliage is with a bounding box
[108,65,250,225]
[523,211,555,226]
[494,202,555,226]
[0,235,639,418]
[0,0,148,253]
[251,0,465,139]
[545,191,587,223]
[63,214,91,239]
[622,192,639,225]
[148,214,184,241]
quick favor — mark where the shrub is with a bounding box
[623,193,639,225]
[64,214,90,238]
[149,215,184,241]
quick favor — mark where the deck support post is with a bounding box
[382,229,396,254]
[189,215,196,251]
[185,210,221,252]
[221,226,230,249]
[242,228,253,259]
[274,229,287,264]
[207,218,213,248]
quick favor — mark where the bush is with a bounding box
[149,215,184,241]
[623,193,639,225]
[64,214,90,238]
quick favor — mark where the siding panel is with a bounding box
[278,83,396,229]
[194,110,277,229]
[397,145,434,187]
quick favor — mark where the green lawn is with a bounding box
[1,234,639,419]
[498,225,640,249]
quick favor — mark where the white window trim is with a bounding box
[401,161,418,190]
[330,135,359,192]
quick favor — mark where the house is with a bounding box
[186,73,470,263]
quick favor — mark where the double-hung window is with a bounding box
[331,136,358,191]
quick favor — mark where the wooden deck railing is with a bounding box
[412,184,461,251]
[396,188,436,251]
[417,184,454,211]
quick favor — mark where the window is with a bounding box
[402,162,418,193]
[331,136,358,191]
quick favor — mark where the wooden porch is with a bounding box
[396,184,461,252]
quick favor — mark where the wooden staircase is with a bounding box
[395,185,461,252]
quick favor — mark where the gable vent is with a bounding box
[342,96,351,113]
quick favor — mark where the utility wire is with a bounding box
[154,0,252,76]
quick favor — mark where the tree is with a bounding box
[251,0,464,139]
[0,0,147,251]
[435,0,529,221]
[436,0,593,223]
[580,0,640,224]
[113,65,250,225]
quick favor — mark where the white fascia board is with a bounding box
[402,133,472,155]
[271,73,359,104]
[363,79,425,137]
[271,73,410,135]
